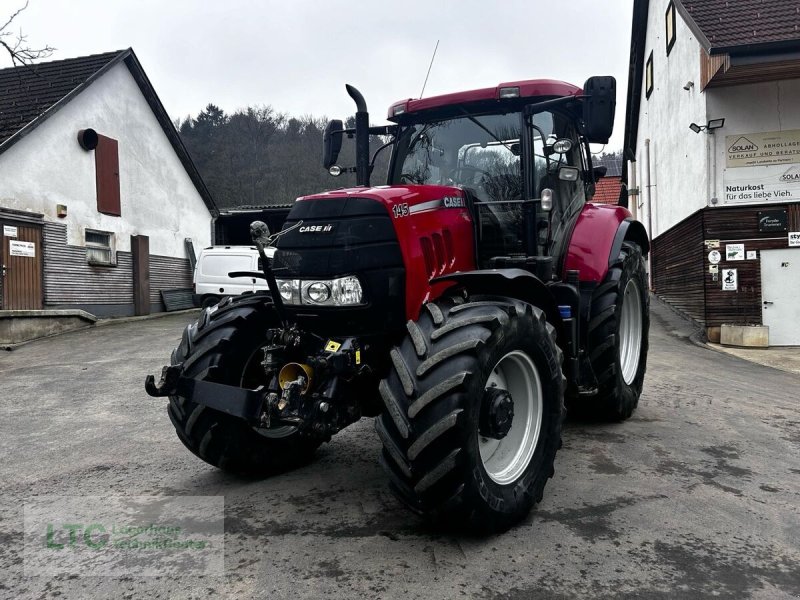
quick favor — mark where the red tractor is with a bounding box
[146,76,649,533]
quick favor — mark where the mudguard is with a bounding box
[564,204,649,283]
[430,268,561,326]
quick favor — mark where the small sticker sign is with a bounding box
[3,225,17,237]
[726,243,745,261]
[709,264,718,274]
[708,250,721,264]
[789,232,800,247]
[704,239,720,249]
[722,268,738,291]
[746,250,757,260]
[9,240,35,257]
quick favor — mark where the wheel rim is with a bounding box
[240,347,296,439]
[619,279,643,385]
[479,350,543,485]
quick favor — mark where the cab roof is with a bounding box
[387,79,582,120]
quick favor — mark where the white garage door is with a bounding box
[760,248,800,346]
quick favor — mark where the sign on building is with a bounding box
[726,244,745,261]
[722,268,738,291]
[726,129,800,168]
[758,209,788,232]
[9,240,35,257]
[723,164,800,204]
[3,225,17,237]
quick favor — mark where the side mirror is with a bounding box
[593,165,608,180]
[583,76,616,144]
[323,119,344,169]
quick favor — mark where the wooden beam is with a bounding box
[131,235,150,316]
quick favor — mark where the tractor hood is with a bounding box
[296,184,467,215]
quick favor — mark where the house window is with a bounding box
[85,229,115,265]
[665,2,676,55]
[645,52,654,98]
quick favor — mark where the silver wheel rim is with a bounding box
[240,347,297,439]
[619,279,643,385]
[479,350,543,485]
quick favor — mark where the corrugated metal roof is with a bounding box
[679,0,800,52]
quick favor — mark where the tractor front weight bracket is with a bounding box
[145,364,267,422]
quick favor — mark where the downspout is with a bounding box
[644,138,653,244]
[645,138,654,289]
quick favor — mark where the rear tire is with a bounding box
[168,293,321,477]
[376,296,564,533]
[585,241,649,421]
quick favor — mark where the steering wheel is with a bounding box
[454,166,490,182]
[400,173,422,184]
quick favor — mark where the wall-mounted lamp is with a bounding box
[689,118,725,134]
[683,81,694,91]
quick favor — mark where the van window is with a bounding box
[201,255,252,276]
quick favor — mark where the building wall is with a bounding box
[634,0,709,238]
[42,221,194,316]
[0,61,211,257]
[650,208,706,324]
[707,78,800,206]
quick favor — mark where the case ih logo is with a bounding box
[728,136,758,153]
[443,196,466,208]
[299,224,334,233]
[780,166,800,182]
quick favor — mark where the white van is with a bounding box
[193,246,275,308]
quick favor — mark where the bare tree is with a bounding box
[1,2,54,67]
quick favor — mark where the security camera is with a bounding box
[683,81,694,91]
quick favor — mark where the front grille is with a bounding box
[272,196,405,337]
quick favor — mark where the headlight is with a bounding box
[276,276,364,306]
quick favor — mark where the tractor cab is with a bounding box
[324,78,616,275]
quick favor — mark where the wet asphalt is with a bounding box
[0,299,798,599]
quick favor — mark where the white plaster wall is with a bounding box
[707,78,800,205]
[0,61,211,256]
[634,0,709,237]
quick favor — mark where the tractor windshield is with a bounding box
[390,113,523,203]
[390,108,586,264]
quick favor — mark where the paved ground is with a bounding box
[709,342,800,376]
[1,299,798,599]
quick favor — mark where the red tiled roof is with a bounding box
[679,0,800,52]
[592,176,623,205]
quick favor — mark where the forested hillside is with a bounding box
[178,104,389,209]
[178,104,622,210]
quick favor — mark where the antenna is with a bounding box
[419,40,440,98]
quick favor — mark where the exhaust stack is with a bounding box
[346,84,370,187]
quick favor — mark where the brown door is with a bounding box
[1,222,43,310]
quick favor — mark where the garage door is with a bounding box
[760,248,800,346]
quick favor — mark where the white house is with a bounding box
[0,49,217,319]
[624,0,800,345]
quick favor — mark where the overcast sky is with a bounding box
[8,0,633,150]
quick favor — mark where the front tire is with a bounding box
[376,296,564,533]
[585,241,650,421]
[168,293,321,476]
